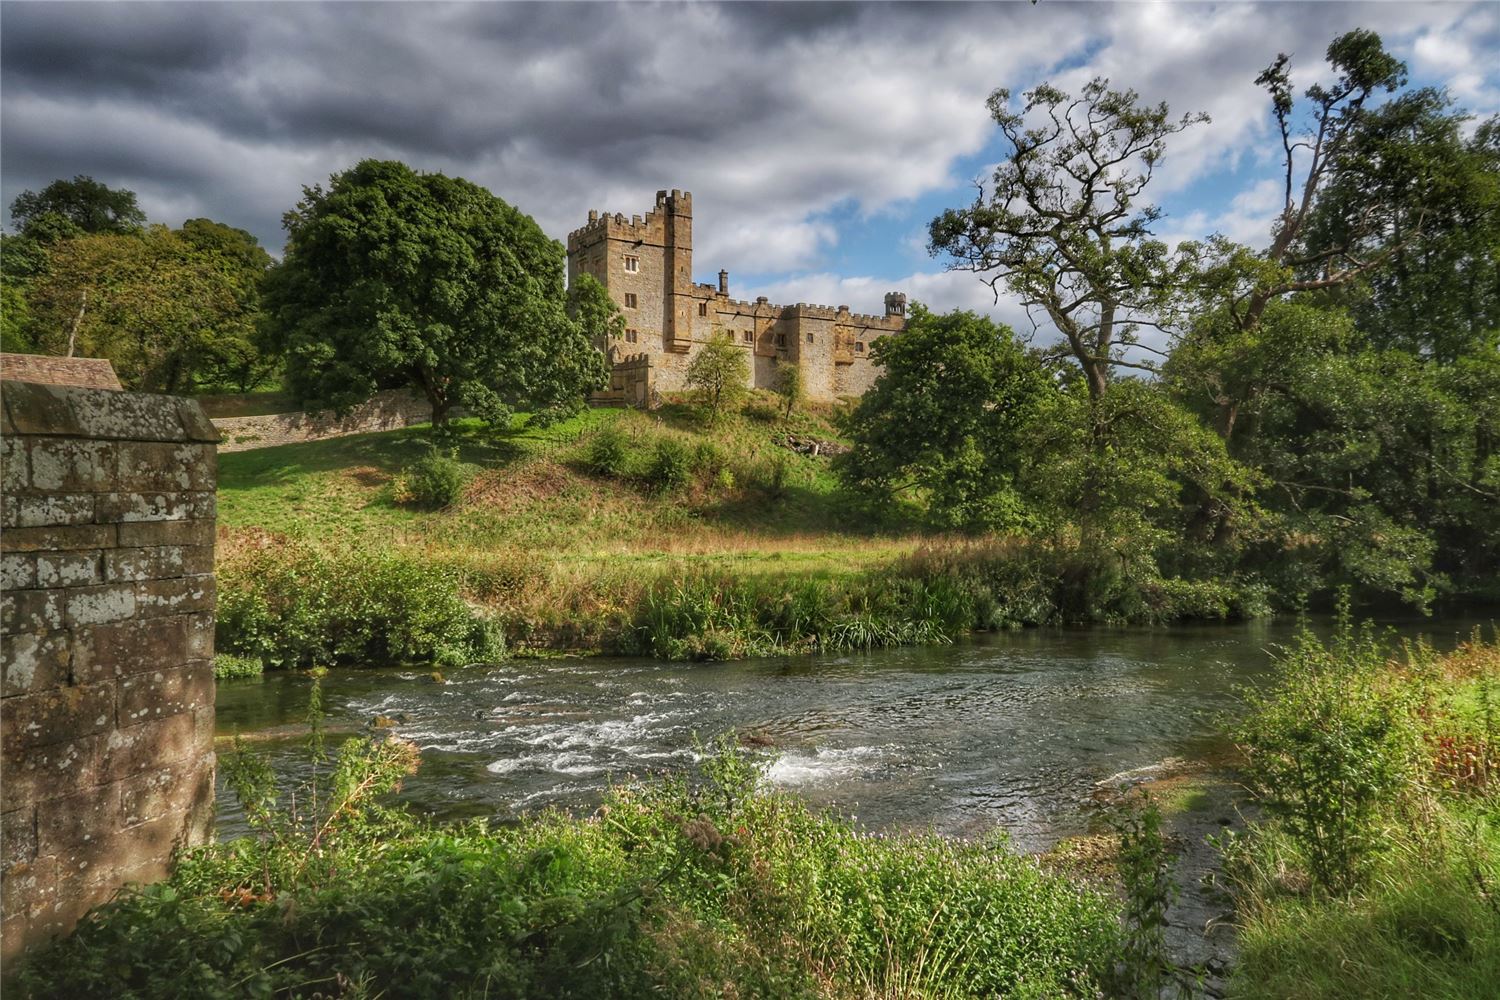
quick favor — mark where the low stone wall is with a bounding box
[212,388,433,452]
[0,379,218,963]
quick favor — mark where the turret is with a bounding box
[884,291,907,317]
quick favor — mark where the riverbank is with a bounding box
[213,400,1271,670]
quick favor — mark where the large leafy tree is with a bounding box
[929,78,1207,404]
[25,226,254,392]
[840,305,1050,530]
[263,160,606,426]
[174,219,277,391]
[9,174,146,238]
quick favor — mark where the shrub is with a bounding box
[583,424,633,478]
[217,541,504,669]
[685,332,749,424]
[1230,602,1420,892]
[211,653,263,680]
[397,448,470,508]
[646,436,694,493]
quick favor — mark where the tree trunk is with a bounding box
[66,290,87,357]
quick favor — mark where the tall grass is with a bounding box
[13,741,1122,999]
[1222,628,1500,999]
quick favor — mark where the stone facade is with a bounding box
[568,190,906,405]
[211,387,433,452]
[0,379,218,963]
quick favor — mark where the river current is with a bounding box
[215,614,1490,849]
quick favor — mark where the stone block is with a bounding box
[0,436,26,492]
[63,583,138,628]
[1,686,113,754]
[100,711,204,781]
[176,398,220,443]
[1,735,101,805]
[1,854,57,923]
[89,616,188,676]
[1,382,85,438]
[114,441,216,492]
[1,588,63,633]
[2,807,37,868]
[27,438,115,492]
[0,522,115,553]
[93,491,190,523]
[16,492,97,527]
[118,756,213,828]
[104,545,186,583]
[135,574,215,618]
[117,518,215,548]
[185,611,216,660]
[117,660,213,725]
[2,629,72,697]
[34,550,103,588]
[35,788,113,860]
[66,386,191,442]
[0,552,37,590]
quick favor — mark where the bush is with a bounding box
[583,424,633,478]
[1230,602,1420,893]
[646,436,694,493]
[217,541,504,669]
[396,448,470,508]
[211,653,263,680]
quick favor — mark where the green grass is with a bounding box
[13,741,1123,999]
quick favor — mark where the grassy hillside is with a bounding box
[215,393,1261,665]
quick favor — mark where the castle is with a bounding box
[567,189,906,406]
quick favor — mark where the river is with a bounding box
[215,613,1490,848]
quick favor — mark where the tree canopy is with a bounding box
[262,159,606,426]
[9,175,146,239]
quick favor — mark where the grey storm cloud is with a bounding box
[3,1,1496,291]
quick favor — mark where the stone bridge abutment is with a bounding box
[1,379,218,963]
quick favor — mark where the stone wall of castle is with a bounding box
[0,380,218,963]
[567,190,905,405]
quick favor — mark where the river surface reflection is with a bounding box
[216,614,1490,850]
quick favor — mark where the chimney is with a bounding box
[718,270,729,295]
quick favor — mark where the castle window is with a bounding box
[624,293,637,309]
[775,334,786,348]
[806,332,814,344]
[698,302,708,317]
[742,331,752,344]
[625,329,638,344]
[623,255,639,273]
[855,342,865,353]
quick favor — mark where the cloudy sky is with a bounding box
[3,1,1497,330]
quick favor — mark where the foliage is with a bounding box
[211,653,264,681]
[9,174,146,238]
[1221,632,1500,999]
[840,304,1051,531]
[929,77,1207,399]
[684,332,749,424]
[14,741,1120,1000]
[771,360,804,418]
[217,540,503,669]
[583,423,633,478]
[22,226,267,392]
[262,159,607,427]
[1230,602,1420,893]
[395,448,472,508]
[646,436,694,494]
[566,272,626,349]
[1109,797,1193,999]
